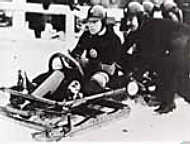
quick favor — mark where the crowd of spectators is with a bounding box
[0,0,189,39]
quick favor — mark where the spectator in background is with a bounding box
[119,1,145,73]
[161,0,183,23]
[142,0,164,19]
[90,0,127,8]
[90,0,101,5]
[151,0,164,7]
[120,1,145,37]
[142,0,155,18]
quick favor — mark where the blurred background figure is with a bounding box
[120,1,145,38]
[151,0,164,7]
[90,0,128,8]
[161,0,183,23]
[142,0,155,18]
[150,0,163,18]
[119,1,146,74]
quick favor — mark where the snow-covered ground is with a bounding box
[0,93,190,143]
[0,33,190,143]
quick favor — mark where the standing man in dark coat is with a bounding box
[122,18,190,114]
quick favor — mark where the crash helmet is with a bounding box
[127,1,144,14]
[142,1,154,13]
[86,5,107,26]
[163,0,177,11]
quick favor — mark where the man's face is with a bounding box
[126,16,139,32]
[87,19,102,35]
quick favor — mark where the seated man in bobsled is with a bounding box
[8,5,123,109]
[70,5,123,94]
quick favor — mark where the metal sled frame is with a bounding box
[0,87,130,141]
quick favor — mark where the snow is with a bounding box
[0,35,190,143]
[1,95,190,143]
[64,98,190,142]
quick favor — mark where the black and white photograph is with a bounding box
[0,0,190,143]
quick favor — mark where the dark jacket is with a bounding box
[71,26,122,75]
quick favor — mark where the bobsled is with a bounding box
[0,52,132,141]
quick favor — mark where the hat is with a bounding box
[128,2,144,14]
[143,1,154,12]
[86,5,106,21]
[163,0,177,11]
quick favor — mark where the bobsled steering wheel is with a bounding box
[48,52,84,76]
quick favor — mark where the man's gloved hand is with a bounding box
[79,57,89,68]
[101,63,116,75]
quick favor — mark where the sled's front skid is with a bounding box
[32,114,71,142]
[32,98,130,141]
[32,106,130,142]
